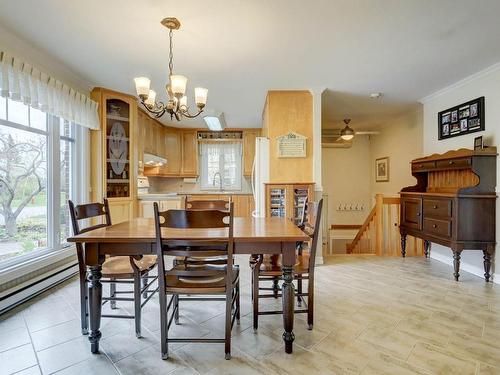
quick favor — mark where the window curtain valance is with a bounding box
[0,51,99,130]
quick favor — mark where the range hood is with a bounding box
[143,153,167,167]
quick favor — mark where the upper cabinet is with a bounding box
[243,129,259,176]
[162,127,182,176]
[181,130,198,177]
[90,88,137,223]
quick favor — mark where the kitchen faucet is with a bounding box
[213,172,224,192]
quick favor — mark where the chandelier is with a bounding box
[134,17,208,121]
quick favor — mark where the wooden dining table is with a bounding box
[68,216,309,355]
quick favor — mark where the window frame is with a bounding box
[200,141,243,191]
[0,99,86,270]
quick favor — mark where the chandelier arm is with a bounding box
[140,100,167,118]
[179,106,204,119]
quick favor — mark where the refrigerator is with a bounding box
[251,137,270,218]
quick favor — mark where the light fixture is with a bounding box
[340,119,355,141]
[134,17,208,121]
[203,112,226,131]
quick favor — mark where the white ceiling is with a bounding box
[1,0,500,128]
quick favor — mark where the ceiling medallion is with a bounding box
[134,17,208,121]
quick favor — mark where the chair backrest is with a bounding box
[185,197,231,211]
[68,198,112,235]
[303,199,323,271]
[297,196,309,228]
[154,203,234,284]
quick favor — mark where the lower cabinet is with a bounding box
[184,194,254,217]
[138,199,183,218]
[108,200,134,224]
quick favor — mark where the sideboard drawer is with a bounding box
[436,157,472,169]
[423,198,452,218]
[423,218,452,238]
[412,161,436,172]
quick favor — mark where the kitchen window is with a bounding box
[200,141,242,191]
[0,97,82,268]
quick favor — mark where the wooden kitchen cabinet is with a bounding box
[243,129,259,176]
[181,130,199,177]
[139,199,182,218]
[163,127,181,175]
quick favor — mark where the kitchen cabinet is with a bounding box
[139,199,183,218]
[243,130,259,176]
[181,130,199,177]
[90,87,137,222]
[265,183,314,223]
[185,194,254,217]
[163,127,182,175]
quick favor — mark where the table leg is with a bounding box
[85,243,104,354]
[483,245,495,282]
[88,265,103,353]
[281,242,296,354]
[424,240,431,258]
[401,234,407,258]
[452,249,462,282]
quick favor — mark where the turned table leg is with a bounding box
[483,245,495,282]
[452,249,462,282]
[85,243,104,354]
[424,240,431,258]
[401,234,407,258]
[281,242,296,354]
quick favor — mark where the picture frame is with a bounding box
[375,157,389,182]
[474,136,483,150]
[438,96,484,140]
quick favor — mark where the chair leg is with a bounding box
[142,273,149,299]
[225,284,233,360]
[134,274,142,338]
[307,277,314,330]
[79,272,88,335]
[252,268,259,332]
[297,278,303,307]
[272,277,279,299]
[236,280,241,324]
[110,278,117,310]
[174,294,180,325]
[160,292,169,359]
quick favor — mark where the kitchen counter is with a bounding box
[137,194,182,201]
[138,192,253,200]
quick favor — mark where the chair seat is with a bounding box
[250,252,310,276]
[102,255,157,277]
[165,264,239,294]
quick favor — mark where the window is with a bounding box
[0,98,81,267]
[200,142,242,191]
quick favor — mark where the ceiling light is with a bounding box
[340,118,355,141]
[134,17,208,121]
[203,112,226,131]
[370,92,382,99]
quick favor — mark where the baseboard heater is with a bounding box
[0,262,79,315]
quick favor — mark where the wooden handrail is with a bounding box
[331,224,362,230]
[346,205,376,253]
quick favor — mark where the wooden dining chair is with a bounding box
[250,199,323,331]
[154,203,240,360]
[184,197,231,211]
[68,199,158,338]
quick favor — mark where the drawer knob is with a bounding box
[417,212,421,216]
[449,160,454,165]
[433,205,438,209]
[432,224,437,228]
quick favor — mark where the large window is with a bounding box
[200,142,242,191]
[0,97,80,267]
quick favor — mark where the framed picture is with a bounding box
[474,136,483,150]
[375,157,389,182]
[438,96,484,140]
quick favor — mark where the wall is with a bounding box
[421,62,500,281]
[370,109,423,197]
[322,136,372,226]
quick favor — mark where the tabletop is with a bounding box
[67,217,309,243]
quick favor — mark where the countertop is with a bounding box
[138,191,253,200]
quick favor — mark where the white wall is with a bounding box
[370,109,423,197]
[421,63,500,281]
[322,136,372,226]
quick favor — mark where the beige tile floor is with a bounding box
[1,255,500,375]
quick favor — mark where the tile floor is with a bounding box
[1,255,500,375]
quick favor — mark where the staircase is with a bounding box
[347,194,423,256]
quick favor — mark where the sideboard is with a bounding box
[399,148,497,281]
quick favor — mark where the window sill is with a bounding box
[0,246,77,286]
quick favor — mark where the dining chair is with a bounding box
[154,203,240,360]
[68,199,158,338]
[250,199,323,331]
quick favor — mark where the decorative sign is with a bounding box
[438,97,484,140]
[276,132,307,158]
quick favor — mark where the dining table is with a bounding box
[68,216,309,355]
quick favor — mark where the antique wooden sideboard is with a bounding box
[399,148,497,281]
